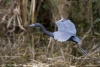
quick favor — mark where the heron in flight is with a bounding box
[29,18,87,56]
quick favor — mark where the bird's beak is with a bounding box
[27,24,35,28]
[29,24,35,27]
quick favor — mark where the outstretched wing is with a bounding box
[53,31,72,42]
[56,18,76,35]
[53,18,77,42]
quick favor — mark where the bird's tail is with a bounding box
[71,36,80,43]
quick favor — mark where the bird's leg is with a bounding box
[76,44,87,56]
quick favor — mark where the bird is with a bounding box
[29,18,87,56]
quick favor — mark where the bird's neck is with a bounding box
[38,24,54,37]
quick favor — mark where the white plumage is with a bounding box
[53,18,77,42]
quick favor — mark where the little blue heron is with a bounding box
[29,18,87,56]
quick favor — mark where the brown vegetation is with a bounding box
[0,0,100,67]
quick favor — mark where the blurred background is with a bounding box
[0,0,100,67]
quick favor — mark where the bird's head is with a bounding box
[29,23,41,27]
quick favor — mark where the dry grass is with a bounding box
[0,33,100,67]
[0,0,100,67]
